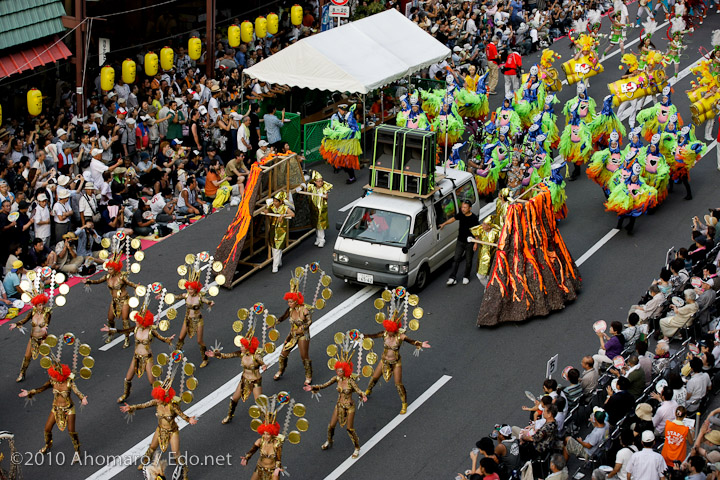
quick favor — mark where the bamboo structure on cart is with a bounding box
[214,153,315,287]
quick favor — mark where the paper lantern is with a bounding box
[122,59,136,84]
[228,24,241,47]
[145,52,158,76]
[255,16,267,38]
[27,89,42,116]
[241,20,253,43]
[100,65,115,91]
[267,13,279,35]
[188,37,202,61]
[291,4,303,26]
[160,47,174,71]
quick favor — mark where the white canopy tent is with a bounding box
[243,8,450,94]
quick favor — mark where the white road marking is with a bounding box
[322,375,453,480]
[576,229,620,266]
[83,285,380,480]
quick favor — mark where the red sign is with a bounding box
[331,0,349,5]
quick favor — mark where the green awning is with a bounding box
[0,0,67,51]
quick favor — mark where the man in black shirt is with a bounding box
[439,200,479,285]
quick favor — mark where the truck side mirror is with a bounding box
[335,220,343,231]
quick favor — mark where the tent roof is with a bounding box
[244,9,450,94]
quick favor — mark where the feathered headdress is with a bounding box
[19,267,69,313]
[712,29,720,51]
[98,231,143,274]
[572,18,589,35]
[177,251,225,295]
[673,2,685,18]
[587,10,602,29]
[670,16,686,35]
[612,0,624,17]
[248,392,307,445]
[642,19,657,40]
[215,302,278,356]
[37,332,94,387]
[373,286,423,335]
[285,262,333,310]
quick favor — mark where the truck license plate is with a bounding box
[357,273,373,284]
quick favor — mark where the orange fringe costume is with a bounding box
[477,186,582,326]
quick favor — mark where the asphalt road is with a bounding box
[2,8,720,480]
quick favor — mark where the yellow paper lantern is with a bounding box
[291,4,303,26]
[160,47,174,71]
[27,89,42,116]
[122,59,136,84]
[188,37,202,61]
[228,24,241,47]
[255,16,267,39]
[241,20,253,43]
[267,13,279,35]
[100,65,115,91]
[145,52,158,77]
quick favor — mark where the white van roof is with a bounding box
[355,167,474,215]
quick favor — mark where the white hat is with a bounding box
[259,140,269,147]
[198,106,208,115]
[56,128,67,137]
[140,115,150,122]
[84,181,95,189]
[91,148,103,157]
[57,175,70,187]
[82,170,93,182]
[58,187,70,199]
[117,97,126,104]
[499,425,512,437]
[126,117,136,125]
[641,431,655,443]
[37,193,47,201]
[453,46,462,52]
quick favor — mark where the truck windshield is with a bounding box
[340,207,411,247]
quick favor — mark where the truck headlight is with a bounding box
[388,264,408,273]
[333,253,349,263]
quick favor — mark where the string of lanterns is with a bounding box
[21,4,305,116]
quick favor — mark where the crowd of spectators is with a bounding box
[456,209,720,480]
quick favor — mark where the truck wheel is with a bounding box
[415,264,430,291]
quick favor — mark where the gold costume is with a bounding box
[28,378,86,432]
[182,297,211,339]
[127,400,191,452]
[278,306,312,351]
[365,332,421,382]
[87,272,137,331]
[313,376,364,427]
[307,181,332,230]
[470,219,501,276]
[217,350,264,402]
[15,307,52,359]
[114,325,173,378]
[245,437,283,480]
[269,203,290,249]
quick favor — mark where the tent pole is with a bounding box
[240,71,245,114]
[381,88,384,123]
[362,94,367,166]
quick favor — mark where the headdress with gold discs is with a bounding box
[147,347,199,407]
[373,286,424,333]
[326,329,376,380]
[98,231,144,274]
[176,251,225,298]
[248,391,308,447]
[224,302,279,355]
[37,331,94,390]
[18,267,70,322]
[286,262,332,310]
[113,282,170,338]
